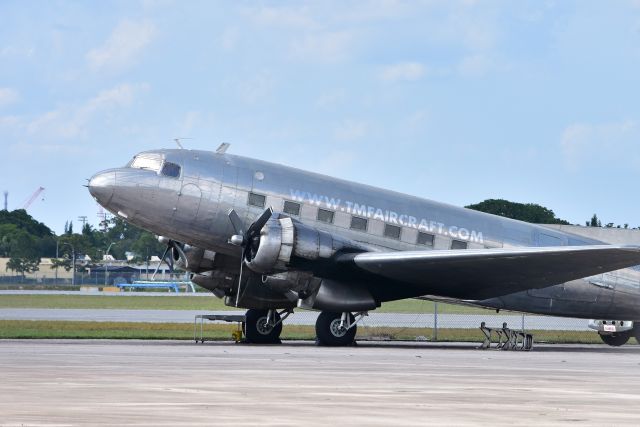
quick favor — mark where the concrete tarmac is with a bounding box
[1,340,639,426]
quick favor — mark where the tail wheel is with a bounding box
[599,331,631,347]
[315,311,357,346]
[244,309,282,344]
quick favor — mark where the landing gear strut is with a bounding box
[315,311,367,346]
[244,309,287,344]
[599,331,632,347]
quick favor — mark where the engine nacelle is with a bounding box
[190,270,234,298]
[244,216,362,274]
[173,244,217,274]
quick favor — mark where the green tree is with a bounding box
[130,231,165,264]
[588,214,602,227]
[50,257,72,272]
[4,229,41,278]
[465,199,570,224]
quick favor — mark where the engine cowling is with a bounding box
[173,244,217,274]
[244,216,363,275]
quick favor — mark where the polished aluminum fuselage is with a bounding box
[95,149,640,320]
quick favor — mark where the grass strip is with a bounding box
[0,320,628,344]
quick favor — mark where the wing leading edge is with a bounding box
[339,245,640,300]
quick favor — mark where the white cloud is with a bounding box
[244,6,317,29]
[0,88,19,107]
[379,62,426,82]
[561,119,639,169]
[457,53,492,76]
[86,19,156,71]
[315,149,357,176]
[26,83,148,139]
[290,31,355,63]
[334,119,368,141]
[237,72,275,104]
[219,27,240,51]
[315,89,346,109]
[0,115,21,132]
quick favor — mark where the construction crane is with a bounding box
[22,187,45,210]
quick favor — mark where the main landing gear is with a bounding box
[315,311,368,346]
[243,309,291,344]
[599,323,640,347]
[243,309,367,346]
[599,330,632,347]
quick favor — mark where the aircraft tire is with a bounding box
[634,323,640,344]
[315,311,356,346]
[599,331,631,347]
[244,309,282,344]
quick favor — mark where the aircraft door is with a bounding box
[174,181,202,229]
[189,155,223,234]
[161,151,201,231]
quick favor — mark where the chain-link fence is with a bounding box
[0,271,193,289]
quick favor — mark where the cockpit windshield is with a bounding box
[129,154,163,172]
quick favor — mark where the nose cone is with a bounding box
[88,170,116,206]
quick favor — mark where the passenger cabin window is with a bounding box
[248,192,266,208]
[451,240,468,250]
[417,232,435,247]
[130,155,162,172]
[317,208,335,224]
[384,224,401,240]
[161,162,181,178]
[350,216,368,231]
[283,200,301,216]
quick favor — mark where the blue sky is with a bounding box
[1,1,640,234]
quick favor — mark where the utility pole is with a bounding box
[3,191,7,211]
[78,216,88,229]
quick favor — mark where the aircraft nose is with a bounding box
[88,170,116,205]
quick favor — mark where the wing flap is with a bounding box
[342,245,640,300]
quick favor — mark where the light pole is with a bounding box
[104,242,117,286]
[55,240,59,285]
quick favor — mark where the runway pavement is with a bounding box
[0,307,590,330]
[0,340,639,426]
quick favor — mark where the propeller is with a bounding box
[228,207,273,306]
[151,238,188,280]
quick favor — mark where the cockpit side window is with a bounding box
[130,155,163,172]
[161,162,181,178]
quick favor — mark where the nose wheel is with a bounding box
[244,309,283,344]
[315,311,362,346]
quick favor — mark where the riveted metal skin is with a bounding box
[89,148,640,320]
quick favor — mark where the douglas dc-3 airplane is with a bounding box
[88,145,640,347]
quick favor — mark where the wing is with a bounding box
[337,245,640,300]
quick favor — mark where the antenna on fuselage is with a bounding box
[216,142,230,154]
[173,137,193,149]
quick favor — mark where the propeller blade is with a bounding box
[235,252,245,307]
[246,207,273,238]
[151,245,171,280]
[171,242,189,270]
[230,207,273,307]
[228,209,245,236]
